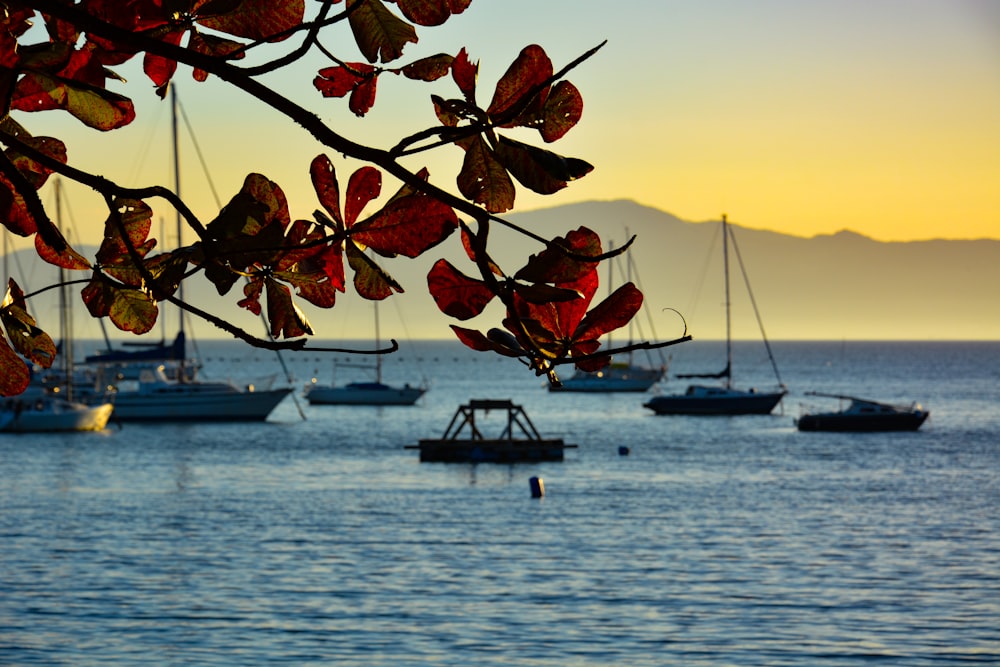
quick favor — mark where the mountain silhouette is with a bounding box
[6,199,999,342]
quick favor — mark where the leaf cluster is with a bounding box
[0,0,683,396]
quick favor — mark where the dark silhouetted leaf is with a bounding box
[395,0,471,26]
[346,242,401,300]
[189,32,247,81]
[401,53,453,81]
[495,135,593,195]
[198,0,305,41]
[512,282,582,305]
[348,0,418,64]
[450,324,522,358]
[265,277,313,338]
[539,80,583,142]
[457,135,515,213]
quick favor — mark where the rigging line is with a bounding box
[623,250,668,368]
[686,222,721,328]
[127,99,166,185]
[388,292,430,386]
[176,95,223,209]
[726,224,785,389]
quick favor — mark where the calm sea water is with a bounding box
[2,340,999,666]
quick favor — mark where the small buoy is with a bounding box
[618,446,630,456]
[529,476,544,498]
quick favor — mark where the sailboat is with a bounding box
[305,301,426,406]
[85,86,292,422]
[1,180,115,433]
[549,240,666,393]
[643,215,786,415]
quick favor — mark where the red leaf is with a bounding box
[345,166,381,227]
[0,175,38,237]
[514,226,603,284]
[34,233,92,271]
[574,282,643,343]
[242,173,291,230]
[349,75,379,116]
[487,44,552,121]
[0,331,31,396]
[427,259,495,320]
[315,63,373,98]
[516,269,598,343]
[451,47,477,101]
[142,28,185,91]
[352,192,458,258]
[238,278,264,316]
[394,0,471,26]
[310,154,343,227]
[198,0,305,41]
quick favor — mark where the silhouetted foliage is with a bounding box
[0,0,687,396]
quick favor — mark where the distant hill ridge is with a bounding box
[504,200,1000,341]
[7,199,999,341]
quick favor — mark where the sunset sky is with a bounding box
[16,0,999,249]
[7,1,1000,342]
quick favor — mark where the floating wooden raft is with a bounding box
[407,399,576,463]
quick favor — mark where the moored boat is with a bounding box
[796,392,929,432]
[644,215,786,416]
[550,362,664,393]
[1,389,114,433]
[107,365,291,422]
[306,301,425,406]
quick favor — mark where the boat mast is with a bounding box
[607,239,614,354]
[375,300,382,384]
[171,85,184,341]
[56,178,73,401]
[722,214,732,389]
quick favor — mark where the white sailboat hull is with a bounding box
[305,382,424,406]
[108,375,292,422]
[550,364,664,393]
[2,398,114,432]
